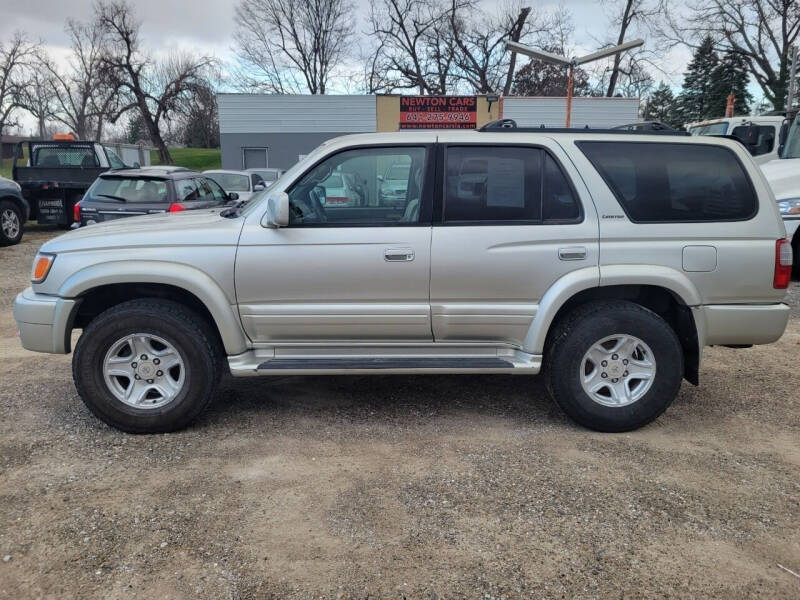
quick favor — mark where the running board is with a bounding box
[228,347,541,376]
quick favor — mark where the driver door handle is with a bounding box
[384,248,415,262]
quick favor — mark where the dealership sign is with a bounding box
[399,96,477,129]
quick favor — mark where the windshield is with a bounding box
[205,172,250,191]
[87,177,168,203]
[781,117,800,159]
[386,164,410,180]
[689,123,729,136]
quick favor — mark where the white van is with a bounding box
[687,116,784,164]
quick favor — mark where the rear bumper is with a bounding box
[12,288,79,354]
[698,303,790,346]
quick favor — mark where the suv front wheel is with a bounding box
[545,301,684,432]
[73,299,220,433]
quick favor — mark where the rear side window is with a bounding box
[444,146,581,223]
[578,142,757,222]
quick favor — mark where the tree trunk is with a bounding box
[502,7,531,96]
[606,0,634,97]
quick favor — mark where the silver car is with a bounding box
[13,125,792,433]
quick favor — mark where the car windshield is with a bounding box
[688,123,729,136]
[205,172,250,191]
[386,164,410,180]
[322,174,344,189]
[781,117,800,159]
[87,177,168,203]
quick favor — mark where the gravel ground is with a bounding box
[2,228,800,599]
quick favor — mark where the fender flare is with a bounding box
[522,264,702,355]
[58,260,249,355]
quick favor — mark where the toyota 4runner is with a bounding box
[13,124,792,433]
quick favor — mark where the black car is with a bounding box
[74,166,238,226]
[0,174,29,246]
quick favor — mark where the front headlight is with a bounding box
[31,253,56,283]
[777,198,800,215]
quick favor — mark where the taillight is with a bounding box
[73,201,81,222]
[774,238,793,289]
[169,203,187,213]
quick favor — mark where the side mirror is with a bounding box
[254,183,265,191]
[377,175,384,182]
[228,192,239,201]
[261,192,289,228]
[133,162,141,169]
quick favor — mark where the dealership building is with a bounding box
[217,93,640,171]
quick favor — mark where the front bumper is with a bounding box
[698,303,790,347]
[13,287,79,354]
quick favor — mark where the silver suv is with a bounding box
[13,126,792,433]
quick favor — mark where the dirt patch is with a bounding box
[1,228,799,598]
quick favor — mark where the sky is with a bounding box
[0,0,709,134]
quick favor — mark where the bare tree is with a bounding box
[448,1,546,94]
[234,0,355,94]
[658,0,800,110]
[39,19,120,140]
[599,0,659,96]
[96,1,216,163]
[0,32,38,136]
[17,65,56,138]
[367,0,468,94]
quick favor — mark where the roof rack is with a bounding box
[478,118,689,136]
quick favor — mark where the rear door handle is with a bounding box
[558,246,587,261]
[384,248,415,262]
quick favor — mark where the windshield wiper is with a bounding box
[94,193,128,202]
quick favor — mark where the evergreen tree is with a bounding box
[125,112,146,145]
[707,50,752,116]
[643,82,679,127]
[675,36,719,124]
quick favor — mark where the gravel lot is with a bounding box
[2,228,799,599]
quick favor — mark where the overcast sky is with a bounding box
[1,0,708,133]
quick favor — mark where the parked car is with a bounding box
[13,139,135,228]
[378,162,412,207]
[14,125,791,434]
[0,174,28,246]
[245,167,285,185]
[687,116,784,164]
[315,170,360,207]
[73,167,236,227]
[203,170,264,202]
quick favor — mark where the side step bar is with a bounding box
[228,348,542,376]
[257,357,514,370]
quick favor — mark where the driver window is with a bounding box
[287,146,427,225]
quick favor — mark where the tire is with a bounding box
[544,300,683,432]
[73,299,221,433]
[0,200,24,246]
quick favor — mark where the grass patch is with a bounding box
[150,147,221,172]
[0,158,13,179]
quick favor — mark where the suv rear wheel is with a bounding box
[73,299,220,433]
[544,301,683,432]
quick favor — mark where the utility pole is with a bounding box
[506,39,644,127]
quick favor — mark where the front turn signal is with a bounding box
[31,253,55,283]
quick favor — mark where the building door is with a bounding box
[243,147,268,169]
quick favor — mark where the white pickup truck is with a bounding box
[760,113,800,275]
[688,116,784,164]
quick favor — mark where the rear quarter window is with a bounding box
[578,141,757,223]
